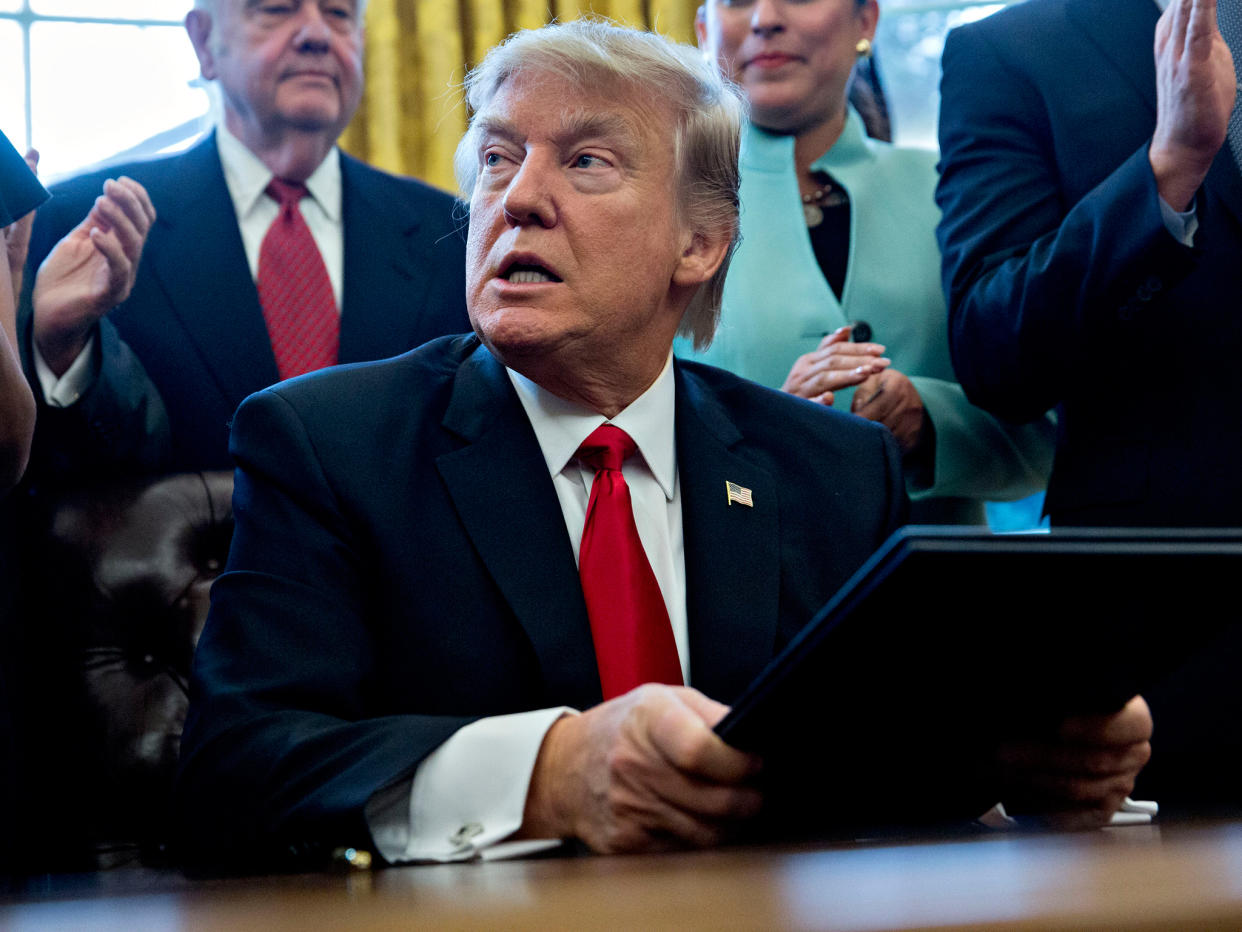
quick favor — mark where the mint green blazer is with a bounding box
[678,111,1054,523]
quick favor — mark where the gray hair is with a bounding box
[454,18,744,349]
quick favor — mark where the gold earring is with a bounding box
[856,38,872,58]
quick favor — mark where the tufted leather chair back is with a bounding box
[29,471,234,866]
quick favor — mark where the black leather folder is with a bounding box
[716,526,1242,833]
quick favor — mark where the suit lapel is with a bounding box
[143,133,280,405]
[338,153,433,362]
[676,366,781,704]
[436,344,603,709]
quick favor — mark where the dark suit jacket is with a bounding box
[21,132,470,477]
[936,0,1242,812]
[175,335,906,867]
[936,0,1242,528]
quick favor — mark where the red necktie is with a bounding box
[576,424,683,700]
[257,178,339,380]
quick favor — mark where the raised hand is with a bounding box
[32,176,156,375]
[1150,0,1236,210]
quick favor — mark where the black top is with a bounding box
[0,130,47,226]
[805,189,850,301]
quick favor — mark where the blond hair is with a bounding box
[455,18,744,349]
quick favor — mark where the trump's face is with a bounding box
[464,69,716,409]
[189,0,364,151]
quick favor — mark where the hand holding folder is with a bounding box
[716,526,1239,835]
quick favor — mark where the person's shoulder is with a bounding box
[267,333,478,406]
[37,144,207,238]
[677,358,891,449]
[340,152,463,214]
[863,137,939,191]
[232,335,481,467]
[47,144,203,201]
[949,0,1069,46]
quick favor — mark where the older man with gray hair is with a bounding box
[175,19,1152,871]
[21,0,468,479]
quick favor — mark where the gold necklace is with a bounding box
[801,177,849,228]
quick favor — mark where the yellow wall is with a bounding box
[339,1,701,193]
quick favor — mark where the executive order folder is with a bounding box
[717,525,1242,833]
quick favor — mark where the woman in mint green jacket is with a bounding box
[684,0,1054,524]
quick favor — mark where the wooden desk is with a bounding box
[5,821,1242,930]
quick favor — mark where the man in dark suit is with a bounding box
[937,0,1237,527]
[936,0,1239,809]
[8,0,468,874]
[177,20,1153,868]
[22,0,468,477]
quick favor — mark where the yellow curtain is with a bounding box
[340,0,702,194]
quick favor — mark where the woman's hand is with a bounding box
[781,325,890,406]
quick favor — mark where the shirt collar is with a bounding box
[215,124,342,222]
[741,105,871,175]
[507,352,678,501]
[809,105,872,174]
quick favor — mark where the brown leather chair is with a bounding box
[22,471,233,868]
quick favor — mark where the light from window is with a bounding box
[876,3,1007,152]
[31,0,190,18]
[0,21,23,152]
[29,20,208,181]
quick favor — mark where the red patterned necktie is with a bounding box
[576,424,683,700]
[257,178,339,380]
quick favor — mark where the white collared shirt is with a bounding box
[36,127,345,405]
[366,353,690,864]
[506,353,688,681]
[216,125,345,310]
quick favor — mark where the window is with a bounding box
[2,1,208,182]
[1,0,1015,183]
[875,0,1012,151]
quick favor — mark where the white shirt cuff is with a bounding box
[978,797,1157,829]
[1158,195,1197,247]
[34,332,97,408]
[365,706,573,864]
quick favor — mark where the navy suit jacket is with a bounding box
[937,0,1242,813]
[22,132,470,476]
[936,0,1242,527]
[175,335,906,866]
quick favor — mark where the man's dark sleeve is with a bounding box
[934,24,1196,424]
[18,191,171,485]
[174,386,476,871]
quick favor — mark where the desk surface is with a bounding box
[5,820,1242,930]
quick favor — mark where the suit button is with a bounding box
[850,321,872,343]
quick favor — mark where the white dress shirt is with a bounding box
[366,353,688,863]
[36,126,345,405]
[216,126,345,311]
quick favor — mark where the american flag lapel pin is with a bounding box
[725,481,753,507]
